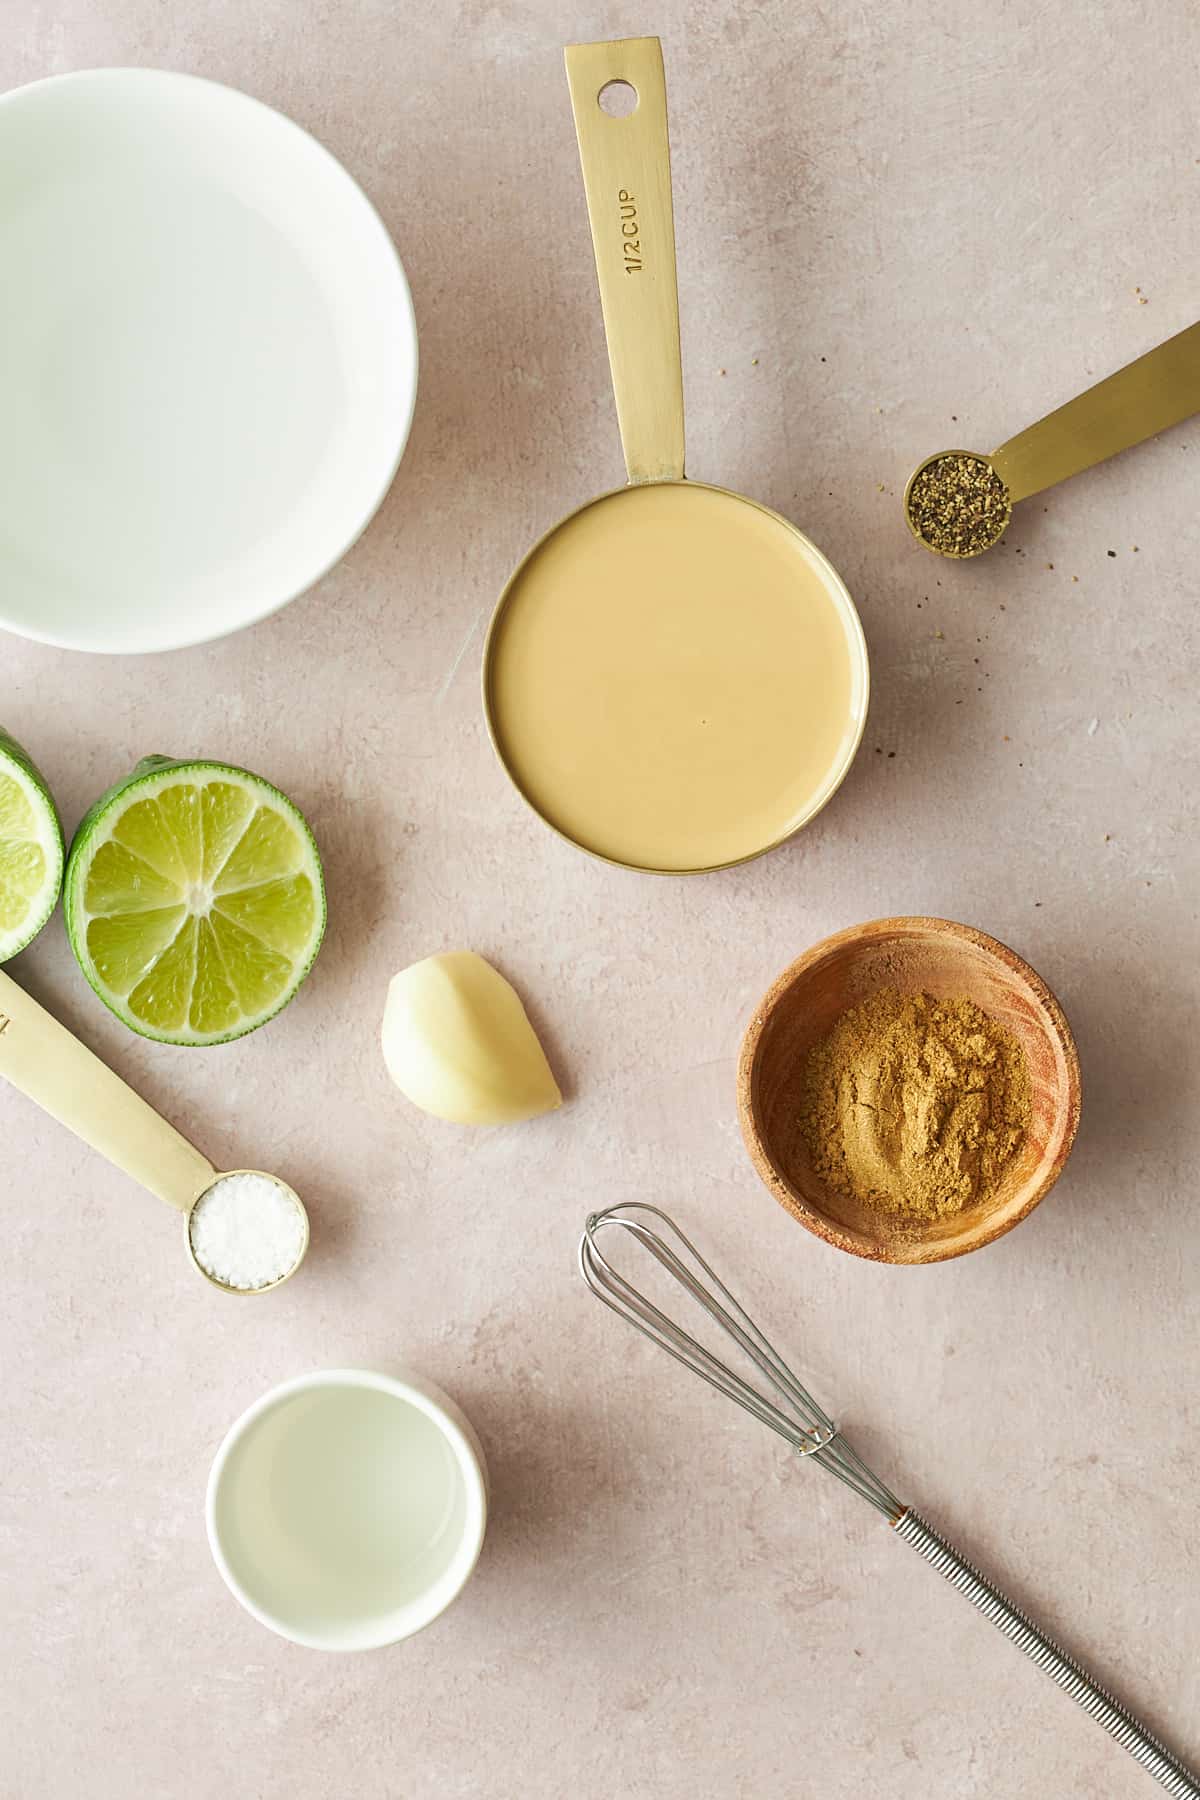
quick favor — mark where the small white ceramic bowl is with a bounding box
[207,1369,488,1651]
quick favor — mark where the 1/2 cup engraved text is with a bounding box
[618,189,642,273]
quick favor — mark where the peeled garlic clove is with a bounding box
[382,951,562,1125]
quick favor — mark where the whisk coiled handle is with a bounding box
[895,1510,1200,1797]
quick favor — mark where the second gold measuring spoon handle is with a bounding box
[992,317,1200,503]
[0,968,216,1211]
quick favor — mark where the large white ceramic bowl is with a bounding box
[207,1369,488,1651]
[0,69,418,653]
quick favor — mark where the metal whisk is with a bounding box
[580,1203,1199,1798]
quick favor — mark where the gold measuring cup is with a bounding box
[483,37,869,875]
[0,968,308,1294]
[905,318,1200,558]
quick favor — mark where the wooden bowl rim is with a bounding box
[736,916,1082,1266]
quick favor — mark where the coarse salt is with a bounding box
[188,1172,306,1291]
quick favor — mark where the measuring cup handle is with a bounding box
[565,37,686,484]
[0,969,215,1213]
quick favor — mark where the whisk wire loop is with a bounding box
[580,1203,902,1519]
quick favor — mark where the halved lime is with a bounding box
[0,726,65,962]
[65,757,326,1045]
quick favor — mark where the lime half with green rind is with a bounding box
[65,756,326,1045]
[0,726,65,962]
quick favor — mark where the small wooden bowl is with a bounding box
[736,918,1081,1265]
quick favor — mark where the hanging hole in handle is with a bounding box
[598,79,638,118]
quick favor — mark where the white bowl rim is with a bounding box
[206,1367,488,1652]
[0,67,419,655]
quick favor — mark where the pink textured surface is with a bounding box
[2,2,1198,1795]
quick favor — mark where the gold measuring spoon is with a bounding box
[905,318,1200,557]
[482,37,868,875]
[0,969,308,1294]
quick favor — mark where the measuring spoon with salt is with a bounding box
[905,317,1200,557]
[0,968,308,1294]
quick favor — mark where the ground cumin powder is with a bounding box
[797,989,1031,1223]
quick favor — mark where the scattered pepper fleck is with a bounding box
[1107,549,1116,557]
